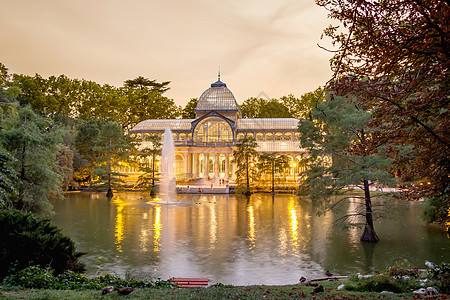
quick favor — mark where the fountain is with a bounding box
[159,127,176,203]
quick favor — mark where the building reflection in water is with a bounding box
[209,202,218,247]
[113,197,125,253]
[153,206,162,252]
[247,204,256,250]
[288,198,299,250]
[139,212,149,253]
[53,192,448,285]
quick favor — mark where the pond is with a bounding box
[52,192,449,285]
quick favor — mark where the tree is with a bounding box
[316,0,449,227]
[298,94,395,242]
[93,121,132,197]
[280,88,326,120]
[240,98,292,118]
[0,146,17,208]
[136,134,161,196]
[232,137,258,195]
[181,98,198,119]
[120,77,181,129]
[73,120,102,187]
[257,153,291,194]
[0,106,63,215]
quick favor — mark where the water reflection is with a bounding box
[113,198,125,253]
[288,198,299,250]
[209,202,217,247]
[247,204,255,250]
[52,192,450,286]
[153,206,161,252]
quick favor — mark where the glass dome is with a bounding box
[195,78,240,113]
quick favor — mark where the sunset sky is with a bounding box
[0,0,334,106]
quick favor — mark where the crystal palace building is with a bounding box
[128,76,306,183]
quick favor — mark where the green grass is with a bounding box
[0,280,418,299]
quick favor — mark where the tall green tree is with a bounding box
[0,63,20,122]
[120,77,181,130]
[93,121,132,197]
[73,120,102,186]
[257,153,291,194]
[316,0,449,228]
[0,146,17,208]
[0,106,63,215]
[232,137,258,195]
[136,134,162,196]
[181,98,198,119]
[298,95,395,242]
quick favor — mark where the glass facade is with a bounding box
[194,117,233,143]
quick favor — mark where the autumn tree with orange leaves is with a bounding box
[316,0,449,228]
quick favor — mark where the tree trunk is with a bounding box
[108,137,112,191]
[245,156,251,195]
[360,179,379,242]
[106,188,114,198]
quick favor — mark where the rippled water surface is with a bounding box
[52,192,449,285]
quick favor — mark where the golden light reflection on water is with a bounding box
[209,204,217,247]
[153,206,162,252]
[113,198,125,253]
[288,198,299,248]
[139,213,149,252]
[247,204,255,249]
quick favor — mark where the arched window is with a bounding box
[175,154,184,174]
[194,117,233,143]
[237,133,245,140]
[275,132,283,140]
[284,132,292,141]
[256,132,264,141]
[179,133,186,141]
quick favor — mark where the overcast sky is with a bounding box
[0,0,333,106]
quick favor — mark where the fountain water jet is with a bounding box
[159,128,176,203]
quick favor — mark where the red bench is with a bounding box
[171,277,209,288]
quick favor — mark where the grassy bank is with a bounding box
[0,280,420,300]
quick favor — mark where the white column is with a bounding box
[204,154,209,178]
[185,154,189,176]
[193,153,198,177]
[225,153,229,178]
[214,153,219,178]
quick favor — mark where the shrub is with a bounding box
[384,264,420,278]
[346,274,408,293]
[0,209,86,279]
[2,266,177,290]
[427,262,450,294]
